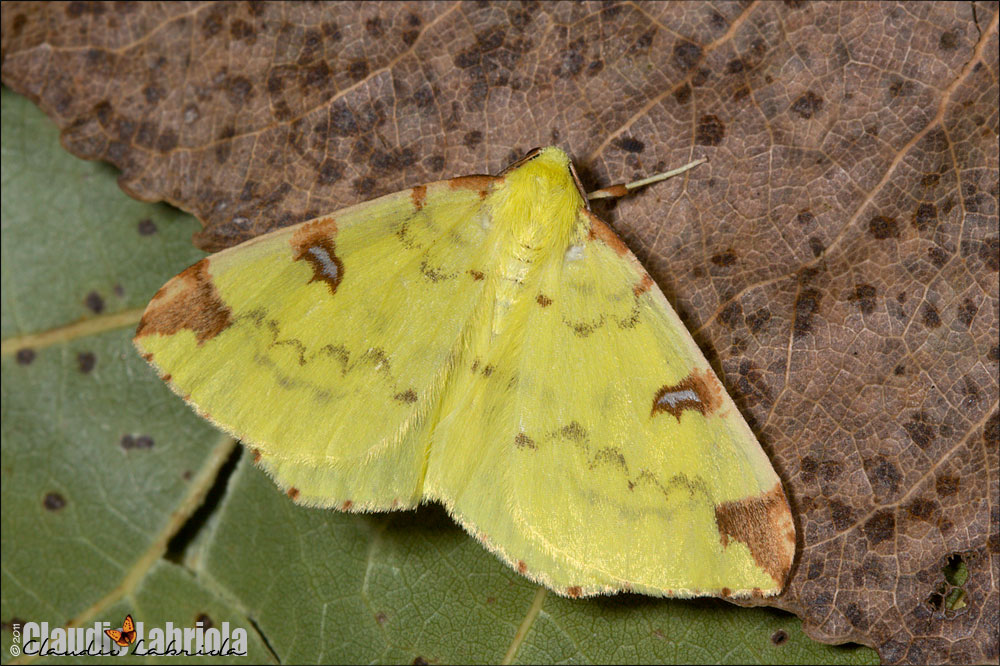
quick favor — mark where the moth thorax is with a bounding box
[494,149,584,256]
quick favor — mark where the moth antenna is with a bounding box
[587,157,707,200]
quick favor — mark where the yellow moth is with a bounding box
[135,147,795,598]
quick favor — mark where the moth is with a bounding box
[136,147,795,598]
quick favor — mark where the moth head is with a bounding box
[493,146,586,245]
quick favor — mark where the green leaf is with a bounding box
[1,86,879,665]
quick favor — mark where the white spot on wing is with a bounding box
[308,246,339,281]
[655,389,699,408]
[477,210,491,230]
[565,245,584,262]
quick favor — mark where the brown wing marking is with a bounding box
[651,369,724,421]
[290,216,343,295]
[135,259,232,344]
[714,483,795,587]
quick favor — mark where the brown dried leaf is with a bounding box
[2,2,997,663]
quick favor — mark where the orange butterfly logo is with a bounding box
[105,614,136,648]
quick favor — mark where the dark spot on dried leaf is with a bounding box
[868,215,900,240]
[939,29,960,50]
[365,17,384,38]
[913,203,937,230]
[985,411,999,448]
[463,130,483,149]
[771,629,788,645]
[863,510,896,546]
[16,348,36,365]
[401,28,420,46]
[412,657,429,665]
[821,460,843,481]
[746,307,771,334]
[935,475,960,497]
[317,159,343,186]
[230,19,255,42]
[806,560,826,580]
[354,177,376,196]
[791,91,823,119]
[906,498,937,520]
[143,85,165,105]
[894,363,906,376]
[921,302,941,329]
[801,456,817,482]
[304,62,332,90]
[979,236,999,271]
[426,155,445,172]
[808,237,825,257]
[719,301,742,327]
[672,40,702,70]
[348,59,369,81]
[793,288,821,337]
[736,360,772,407]
[829,499,854,531]
[200,8,224,38]
[965,191,994,214]
[77,352,96,373]
[845,602,869,629]
[155,129,178,152]
[798,210,815,226]
[674,83,691,104]
[888,76,915,99]
[927,245,949,268]
[956,298,977,327]
[847,284,877,314]
[370,146,416,173]
[871,458,902,496]
[695,114,725,145]
[85,291,105,313]
[555,43,585,78]
[11,13,27,36]
[44,492,66,511]
[920,173,941,189]
[625,28,657,56]
[616,136,644,153]
[711,248,737,267]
